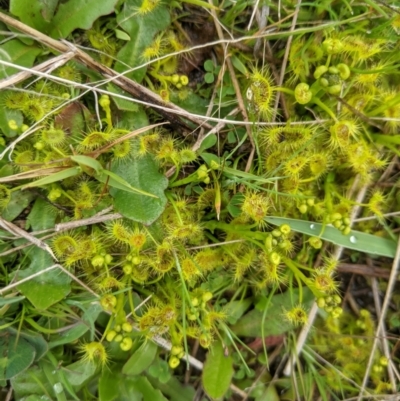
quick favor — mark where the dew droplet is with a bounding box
[53,383,63,394]
[349,235,357,244]
[310,224,315,230]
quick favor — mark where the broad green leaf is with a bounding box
[70,155,102,173]
[1,190,34,222]
[26,198,57,231]
[202,340,234,400]
[63,359,97,389]
[198,135,217,152]
[10,0,57,32]
[0,39,41,80]
[146,372,196,400]
[98,168,158,197]
[99,369,122,401]
[225,298,253,325]
[110,155,168,225]
[230,288,314,337]
[122,340,158,376]
[0,335,35,380]
[17,248,71,310]
[48,303,102,348]
[115,0,170,82]
[125,376,168,401]
[10,365,54,399]
[48,0,119,39]
[21,166,81,189]
[6,327,48,362]
[266,216,397,258]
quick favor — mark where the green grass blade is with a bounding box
[21,167,81,189]
[265,216,397,258]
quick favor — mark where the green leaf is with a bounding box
[122,340,158,376]
[10,0,57,32]
[202,340,234,400]
[0,39,41,80]
[266,216,397,258]
[225,298,253,325]
[21,166,81,189]
[70,155,102,173]
[17,248,71,310]
[148,358,171,383]
[110,155,168,225]
[10,365,54,399]
[0,335,35,380]
[6,327,48,362]
[115,28,131,41]
[1,189,35,222]
[99,369,122,401]
[204,72,215,84]
[63,359,97,390]
[0,295,25,306]
[198,135,217,153]
[204,60,215,72]
[146,373,196,401]
[126,376,168,401]
[48,0,119,39]
[26,198,57,231]
[107,83,139,111]
[231,55,248,75]
[48,303,102,348]
[230,288,314,337]
[98,168,158,197]
[115,0,170,82]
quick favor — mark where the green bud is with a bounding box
[314,65,328,79]
[320,77,329,87]
[298,204,308,214]
[269,252,281,265]
[171,345,183,355]
[202,292,213,302]
[34,141,45,150]
[294,83,312,104]
[122,322,133,333]
[123,264,132,275]
[120,337,133,351]
[306,198,315,207]
[327,84,341,94]
[106,330,117,342]
[8,119,18,130]
[342,226,351,236]
[91,255,105,267]
[337,63,350,80]
[271,229,282,238]
[309,236,322,249]
[328,66,339,74]
[210,160,220,170]
[180,75,189,86]
[279,224,291,235]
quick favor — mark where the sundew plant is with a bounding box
[0,0,399,400]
